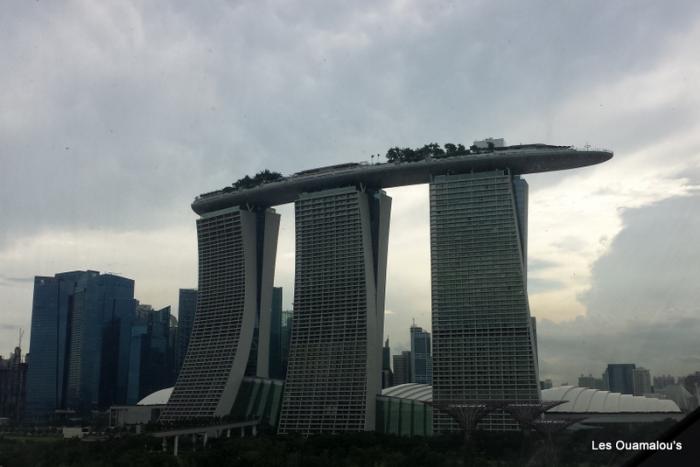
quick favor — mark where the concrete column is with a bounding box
[173,436,179,457]
[203,432,208,448]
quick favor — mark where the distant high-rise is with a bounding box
[633,367,652,396]
[175,289,197,375]
[162,207,280,421]
[605,364,636,395]
[64,274,136,412]
[578,374,605,390]
[410,324,432,384]
[382,338,393,389]
[128,305,176,402]
[26,272,95,419]
[25,271,136,419]
[280,310,293,379]
[124,304,177,404]
[653,375,675,391]
[430,171,540,432]
[392,351,411,386]
[269,287,284,380]
[278,187,391,434]
[0,347,27,421]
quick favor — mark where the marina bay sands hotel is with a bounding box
[160,142,612,434]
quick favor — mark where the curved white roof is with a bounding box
[137,387,173,406]
[381,383,433,401]
[543,386,681,413]
[380,384,681,414]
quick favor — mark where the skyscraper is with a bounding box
[633,367,652,396]
[654,375,675,391]
[269,287,284,380]
[382,338,393,389]
[410,324,432,384]
[175,289,197,375]
[161,207,279,421]
[280,310,293,379]
[578,374,605,390]
[392,351,411,386]
[605,364,636,395]
[133,305,176,400]
[278,187,391,434]
[430,171,540,432]
[0,346,27,421]
[64,274,135,412]
[25,271,95,419]
[25,271,136,419]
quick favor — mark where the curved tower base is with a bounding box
[160,206,279,421]
[430,171,540,432]
[278,186,391,435]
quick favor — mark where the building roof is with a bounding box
[380,384,681,414]
[192,148,612,214]
[137,387,173,406]
[543,386,681,413]
[381,383,433,401]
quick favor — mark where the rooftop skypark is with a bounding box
[197,142,581,201]
[191,143,612,214]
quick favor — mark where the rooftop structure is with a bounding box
[192,146,612,213]
[543,385,681,414]
[381,383,681,413]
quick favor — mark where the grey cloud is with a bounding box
[0,276,34,288]
[538,194,700,383]
[2,2,700,359]
[528,278,566,294]
[528,258,559,272]
[2,1,700,249]
[579,194,700,322]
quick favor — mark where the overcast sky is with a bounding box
[1,1,699,385]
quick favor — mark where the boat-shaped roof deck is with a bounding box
[192,147,612,214]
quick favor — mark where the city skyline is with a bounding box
[2,1,700,389]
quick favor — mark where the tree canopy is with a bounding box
[385,142,478,163]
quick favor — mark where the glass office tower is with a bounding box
[278,186,391,434]
[268,287,284,380]
[26,271,136,419]
[161,206,279,421]
[64,274,135,412]
[430,170,540,432]
[410,325,432,384]
[175,289,197,375]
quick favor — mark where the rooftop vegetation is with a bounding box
[384,142,494,163]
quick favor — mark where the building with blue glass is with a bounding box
[175,289,197,376]
[605,364,636,395]
[268,287,284,380]
[126,305,177,404]
[410,324,432,385]
[25,271,136,419]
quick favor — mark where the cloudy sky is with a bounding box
[1,1,699,385]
